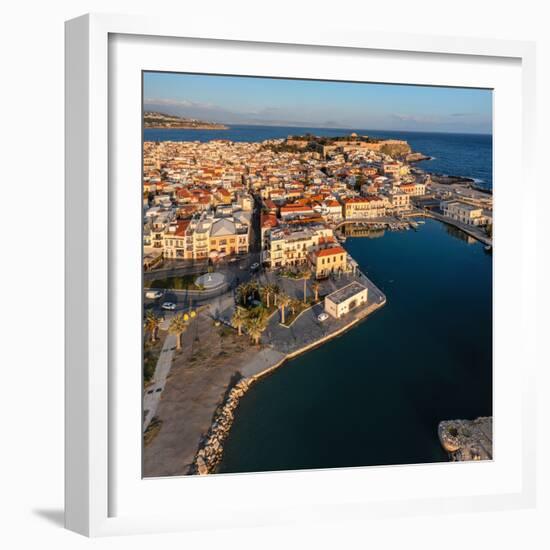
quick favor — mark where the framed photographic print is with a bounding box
[65,13,537,536]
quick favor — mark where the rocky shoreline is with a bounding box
[438,416,493,461]
[191,376,251,475]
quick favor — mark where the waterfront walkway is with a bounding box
[143,331,176,431]
[422,210,492,247]
[144,270,386,476]
[239,271,385,377]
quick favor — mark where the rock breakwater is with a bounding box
[191,377,252,475]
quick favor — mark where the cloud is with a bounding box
[144,97,217,109]
[144,97,491,133]
[391,113,441,124]
[144,97,348,128]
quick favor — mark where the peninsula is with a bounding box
[144,111,228,129]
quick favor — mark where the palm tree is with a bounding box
[248,281,260,302]
[301,270,311,303]
[311,281,320,302]
[278,293,290,324]
[289,298,301,316]
[145,310,161,342]
[231,306,248,336]
[264,283,278,308]
[236,283,250,307]
[246,315,267,346]
[271,284,280,306]
[168,313,188,351]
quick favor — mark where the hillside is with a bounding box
[144,111,228,129]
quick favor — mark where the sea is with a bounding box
[218,220,493,474]
[144,125,493,474]
[144,125,493,189]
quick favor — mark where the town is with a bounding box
[142,132,494,476]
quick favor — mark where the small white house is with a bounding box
[324,281,368,319]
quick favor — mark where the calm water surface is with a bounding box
[218,219,492,474]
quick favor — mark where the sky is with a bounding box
[144,72,492,134]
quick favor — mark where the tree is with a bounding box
[246,314,267,346]
[278,293,290,324]
[301,270,311,303]
[289,298,301,316]
[168,313,188,351]
[231,306,248,336]
[311,281,320,302]
[145,310,161,342]
[264,283,278,308]
[248,281,260,302]
[271,284,280,306]
[236,283,250,307]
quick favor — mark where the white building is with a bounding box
[324,281,368,319]
[441,201,491,227]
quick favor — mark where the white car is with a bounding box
[317,312,329,322]
[161,302,176,311]
[249,262,260,272]
[145,290,163,299]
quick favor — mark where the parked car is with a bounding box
[161,302,176,311]
[145,290,163,299]
[249,262,260,272]
[317,312,329,322]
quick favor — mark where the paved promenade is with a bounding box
[143,332,176,431]
[144,269,386,476]
[262,272,385,356]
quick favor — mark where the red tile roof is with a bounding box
[261,214,279,229]
[174,220,190,236]
[313,246,346,258]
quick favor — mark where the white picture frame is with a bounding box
[65,13,537,537]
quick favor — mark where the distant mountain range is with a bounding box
[144,111,228,129]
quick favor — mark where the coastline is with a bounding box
[144,125,229,130]
[191,278,386,475]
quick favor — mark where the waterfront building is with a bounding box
[309,246,347,279]
[385,191,411,213]
[324,281,369,319]
[268,224,333,268]
[342,196,388,219]
[440,200,491,227]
